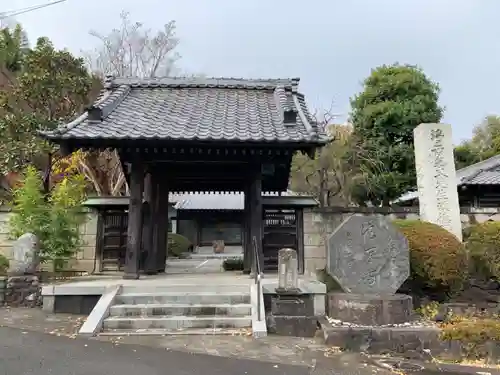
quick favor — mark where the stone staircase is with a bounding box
[100,284,253,335]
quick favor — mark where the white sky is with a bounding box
[5,0,500,143]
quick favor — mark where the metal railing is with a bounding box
[252,235,264,321]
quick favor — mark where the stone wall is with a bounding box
[0,207,98,273]
[303,206,500,277]
[1,205,499,276]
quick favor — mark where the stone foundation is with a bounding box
[0,275,42,307]
[321,318,443,355]
[328,293,413,326]
[266,293,319,338]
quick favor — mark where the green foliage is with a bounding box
[0,24,29,72]
[45,174,87,270]
[454,144,482,170]
[350,64,444,205]
[440,316,500,360]
[454,115,500,169]
[416,301,440,321]
[290,124,357,207]
[0,254,9,275]
[222,258,244,271]
[167,233,193,257]
[0,36,95,174]
[8,166,48,239]
[393,220,468,297]
[466,222,500,280]
[8,166,87,271]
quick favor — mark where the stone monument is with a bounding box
[326,214,412,325]
[8,233,40,276]
[413,123,462,241]
[276,248,299,294]
[5,233,41,307]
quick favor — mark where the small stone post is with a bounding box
[7,233,41,307]
[413,123,462,241]
[276,248,300,294]
[269,248,317,337]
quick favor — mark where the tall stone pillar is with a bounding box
[413,123,462,241]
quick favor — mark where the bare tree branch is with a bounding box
[78,11,183,196]
[82,11,180,78]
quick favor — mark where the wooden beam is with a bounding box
[123,158,144,279]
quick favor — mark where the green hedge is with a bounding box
[168,233,193,257]
[466,221,500,280]
[393,220,468,297]
[0,254,8,275]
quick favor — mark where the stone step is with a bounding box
[186,253,243,260]
[115,292,250,305]
[109,303,252,317]
[120,284,249,294]
[103,315,252,331]
[100,327,252,336]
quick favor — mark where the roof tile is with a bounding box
[43,77,327,144]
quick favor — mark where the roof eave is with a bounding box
[39,136,328,148]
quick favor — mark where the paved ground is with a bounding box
[0,308,391,375]
[0,326,312,375]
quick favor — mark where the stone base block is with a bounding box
[321,322,444,356]
[271,294,314,317]
[328,293,413,325]
[267,315,318,338]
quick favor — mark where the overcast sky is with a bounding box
[5,0,500,143]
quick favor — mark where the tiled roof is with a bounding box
[463,170,500,185]
[395,154,500,203]
[40,76,328,144]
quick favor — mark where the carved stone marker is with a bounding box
[276,248,299,293]
[414,123,462,241]
[327,214,410,295]
[8,233,40,276]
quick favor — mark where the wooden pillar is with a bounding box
[243,187,252,274]
[123,159,144,279]
[249,166,264,273]
[144,171,159,275]
[140,200,151,272]
[156,177,169,273]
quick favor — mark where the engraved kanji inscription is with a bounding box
[327,215,410,294]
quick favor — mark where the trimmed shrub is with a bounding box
[393,220,468,298]
[440,316,500,360]
[168,233,193,257]
[466,221,500,280]
[222,258,244,271]
[0,254,9,275]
